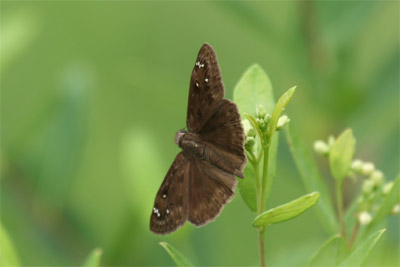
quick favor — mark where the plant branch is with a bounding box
[349,220,360,249]
[336,180,346,238]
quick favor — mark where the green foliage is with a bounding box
[285,125,337,234]
[329,129,356,182]
[364,175,400,238]
[239,166,257,212]
[308,235,349,266]
[0,222,20,267]
[159,242,194,267]
[339,229,386,266]
[233,64,278,212]
[233,64,275,117]
[252,192,320,227]
[266,86,296,140]
[82,248,102,267]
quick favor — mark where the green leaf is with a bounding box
[233,65,277,212]
[82,248,102,267]
[266,86,296,139]
[329,129,356,181]
[238,165,257,212]
[159,242,194,267]
[253,192,320,227]
[339,229,386,266]
[308,235,350,266]
[364,175,400,238]
[0,222,20,267]
[285,125,337,234]
[233,64,275,116]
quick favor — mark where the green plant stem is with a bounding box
[260,141,270,212]
[256,137,271,267]
[258,229,265,267]
[349,220,360,249]
[254,159,266,266]
[336,180,346,238]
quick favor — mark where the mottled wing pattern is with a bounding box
[150,152,190,235]
[188,158,237,226]
[187,43,225,133]
[199,99,247,177]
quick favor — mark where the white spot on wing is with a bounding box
[205,78,208,82]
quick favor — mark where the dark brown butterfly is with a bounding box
[150,43,247,235]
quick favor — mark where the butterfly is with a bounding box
[150,43,247,235]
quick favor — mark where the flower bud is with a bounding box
[327,135,335,148]
[264,114,271,124]
[256,105,266,119]
[362,179,375,195]
[245,136,255,150]
[370,170,384,187]
[351,159,363,173]
[361,162,375,176]
[248,128,256,138]
[382,181,394,195]
[276,115,290,130]
[392,204,400,215]
[358,211,372,225]
[313,140,329,156]
[242,119,251,136]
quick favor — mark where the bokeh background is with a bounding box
[1,1,399,266]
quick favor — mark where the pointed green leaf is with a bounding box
[253,192,320,227]
[233,64,275,116]
[233,65,277,212]
[82,248,102,267]
[308,235,350,266]
[266,86,296,139]
[364,175,400,238]
[0,222,20,267]
[159,242,194,267]
[339,229,386,266]
[238,165,257,212]
[329,129,356,181]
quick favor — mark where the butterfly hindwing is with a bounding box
[150,152,190,235]
[187,43,225,133]
[188,158,237,226]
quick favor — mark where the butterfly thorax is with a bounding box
[175,130,205,160]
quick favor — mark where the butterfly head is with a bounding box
[174,129,187,146]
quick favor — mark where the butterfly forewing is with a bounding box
[150,152,190,235]
[187,43,225,133]
[199,99,247,177]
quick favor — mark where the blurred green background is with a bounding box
[1,1,399,266]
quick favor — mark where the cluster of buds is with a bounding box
[255,105,271,131]
[242,119,256,152]
[313,135,335,156]
[255,104,290,132]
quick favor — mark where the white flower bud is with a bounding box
[392,204,400,215]
[370,170,384,187]
[276,115,290,130]
[313,140,329,156]
[362,179,375,194]
[382,181,394,195]
[264,114,271,124]
[358,211,372,225]
[351,159,363,173]
[327,135,335,148]
[242,119,251,136]
[256,105,266,119]
[361,162,375,175]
